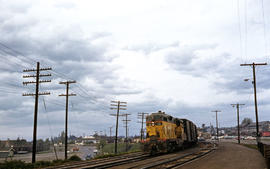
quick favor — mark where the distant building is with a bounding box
[76,136,99,145]
[0,138,50,153]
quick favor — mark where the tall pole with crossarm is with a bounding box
[59,80,76,160]
[110,101,127,154]
[231,103,245,144]
[23,62,52,163]
[211,110,221,141]
[240,62,267,142]
[138,112,148,141]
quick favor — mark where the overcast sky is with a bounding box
[0,0,270,140]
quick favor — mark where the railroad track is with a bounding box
[45,143,216,169]
[44,152,150,169]
[140,148,214,169]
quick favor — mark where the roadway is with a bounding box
[177,141,267,169]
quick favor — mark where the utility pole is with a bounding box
[211,110,221,141]
[240,62,267,142]
[122,113,131,152]
[109,126,113,139]
[23,62,51,163]
[137,112,148,141]
[231,103,245,144]
[59,80,76,160]
[110,101,127,154]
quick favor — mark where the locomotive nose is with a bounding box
[148,125,157,137]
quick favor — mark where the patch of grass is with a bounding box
[94,143,142,159]
[0,160,34,169]
[0,155,82,169]
[241,144,258,150]
[101,143,141,154]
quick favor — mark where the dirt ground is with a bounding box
[177,142,267,169]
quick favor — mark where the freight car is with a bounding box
[142,111,197,154]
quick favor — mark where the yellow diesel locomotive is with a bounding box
[142,111,197,154]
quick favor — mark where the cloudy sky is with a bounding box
[0,0,270,140]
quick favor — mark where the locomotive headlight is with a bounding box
[151,122,155,126]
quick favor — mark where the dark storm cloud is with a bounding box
[0,3,144,139]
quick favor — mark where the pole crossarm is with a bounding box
[23,80,51,85]
[59,94,76,97]
[59,80,76,84]
[240,63,267,66]
[23,92,50,96]
[211,110,221,112]
[23,74,51,78]
[23,68,52,72]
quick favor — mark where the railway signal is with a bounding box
[240,62,267,143]
[137,112,148,141]
[59,80,76,160]
[110,101,127,154]
[231,103,245,144]
[211,110,221,141]
[22,62,52,163]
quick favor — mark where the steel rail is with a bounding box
[44,152,144,169]
[140,148,214,169]
[78,154,150,169]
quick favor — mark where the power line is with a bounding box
[237,0,244,62]
[260,0,268,59]
[42,98,58,160]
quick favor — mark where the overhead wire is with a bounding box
[260,0,268,62]
[237,0,244,63]
[244,0,248,62]
[42,97,58,160]
[0,41,109,107]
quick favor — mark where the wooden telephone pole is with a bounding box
[240,62,267,141]
[59,80,76,160]
[23,62,51,163]
[137,112,148,141]
[211,110,221,140]
[122,113,131,152]
[110,101,127,154]
[109,126,113,139]
[231,103,245,144]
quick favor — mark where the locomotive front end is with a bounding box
[143,112,170,154]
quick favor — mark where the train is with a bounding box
[142,111,198,154]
